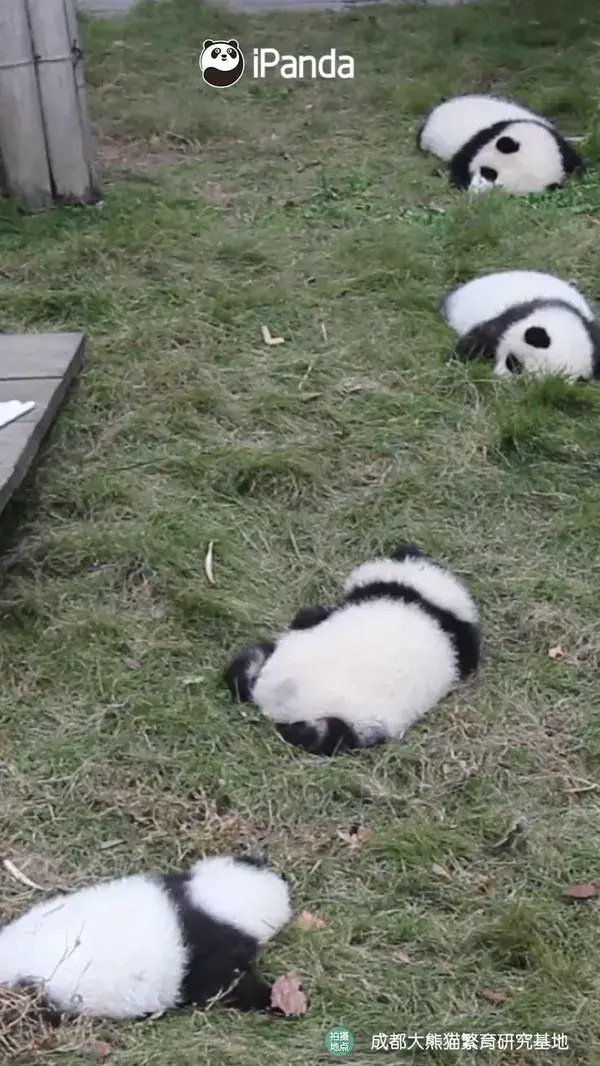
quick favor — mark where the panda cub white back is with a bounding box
[442,271,594,337]
[0,855,291,1020]
[225,545,480,757]
[418,94,545,161]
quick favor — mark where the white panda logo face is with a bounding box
[200,39,245,88]
[468,121,565,195]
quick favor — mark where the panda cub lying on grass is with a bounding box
[225,545,480,757]
[0,854,291,1021]
[442,270,600,381]
[418,93,584,195]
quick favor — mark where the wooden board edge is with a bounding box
[0,333,86,515]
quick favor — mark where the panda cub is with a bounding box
[225,545,480,757]
[418,94,582,194]
[442,272,600,381]
[0,855,291,1021]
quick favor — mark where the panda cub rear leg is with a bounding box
[224,641,275,704]
[219,968,274,1012]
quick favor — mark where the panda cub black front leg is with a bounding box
[224,641,275,704]
[289,605,334,631]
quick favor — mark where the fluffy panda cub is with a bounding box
[442,272,600,380]
[0,855,291,1021]
[452,300,600,381]
[225,545,480,757]
[418,94,582,194]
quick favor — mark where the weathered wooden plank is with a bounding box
[0,0,53,209]
[0,332,85,379]
[0,332,85,514]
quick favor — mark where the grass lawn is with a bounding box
[2,0,600,1061]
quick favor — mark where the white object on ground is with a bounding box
[0,400,36,430]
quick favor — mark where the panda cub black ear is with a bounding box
[203,40,214,48]
[390,543,423,561]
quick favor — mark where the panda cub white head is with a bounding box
[0,854,292,1021]
[449,119,583,195]
[224,544,481,757]
[418,93,546,162]
[452,298,600,381]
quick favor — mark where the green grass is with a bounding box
[2,0,600,1061]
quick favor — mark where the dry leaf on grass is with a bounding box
[395,950,411,965]
[261,325,285,346]
[562,882,598,901]
[297,909,325,930]
[2,858,43,891]
[431,862,452,881]
[270,972,307,1016]
[204,541,216,585]
[336,825,373,849]
[124,658,139,670]
[548,644,568,660]
[478,988,507,1005]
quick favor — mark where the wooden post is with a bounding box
[26,0,100,204]
[0,0,54,210]
[63,0,99,196]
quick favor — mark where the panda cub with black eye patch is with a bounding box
[442,271,600,381]
[418,94,583,195]
[224,544,481,757]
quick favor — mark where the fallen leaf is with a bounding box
[204,541,216,585]
[475,875,493,893]
[548,644,567,660]
[78,1042,113,1062]
[297,909,325,930]
[395,950,411,964]
[261,324,285,346]
[562,882,598,901]
[2,858,43,890]
[270,971,307,1016]
[124,658,139,670]
[336,825,373,849]
[98,839,123,851]
[478,988,507,1005]
[431,862,452,881]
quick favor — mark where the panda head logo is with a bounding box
[200,39,245,88]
